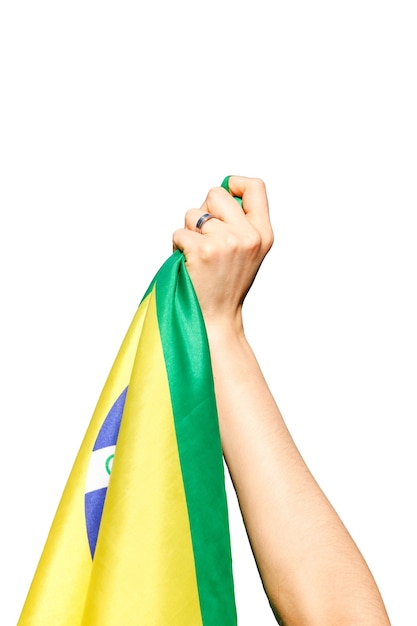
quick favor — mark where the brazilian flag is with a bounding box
[18,182,237,625]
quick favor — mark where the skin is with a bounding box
[173,176,391,626]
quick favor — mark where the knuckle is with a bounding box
[184,208,195,223]
[250,177,266,192]
[242,228,262,255]
[223,233,240,253]
[172,227,183,242]
[206,186,224,205]
[263,228,274,252]
[199,239,216,261]
[248,228,263,249]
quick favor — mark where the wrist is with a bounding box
[203,318,254,371]
[203,311,245,346]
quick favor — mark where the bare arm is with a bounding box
[173,176,390,626]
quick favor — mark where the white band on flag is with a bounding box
[85,445,116,494]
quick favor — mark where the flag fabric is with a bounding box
[18,243,237,625]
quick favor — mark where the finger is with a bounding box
[184,208,223,234]
[226,176,269,216]
[226,176,273,248]
[200,186,247,225]
[172,227,204,254]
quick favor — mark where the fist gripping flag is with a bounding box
[18,250,237,626]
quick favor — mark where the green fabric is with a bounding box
[155,251,237,625]
[140,176,240,624]
[221,175,243,207]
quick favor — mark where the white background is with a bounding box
[1,1,416,624]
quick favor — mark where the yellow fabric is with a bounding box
[18,288,202,625]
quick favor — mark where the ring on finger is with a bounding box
[195,212,215,234]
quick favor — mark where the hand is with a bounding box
[173,176,273,332]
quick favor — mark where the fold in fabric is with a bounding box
[18,248,237,626]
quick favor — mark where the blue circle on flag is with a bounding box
[84,387,127,558]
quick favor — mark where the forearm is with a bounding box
[173,176,390,624]
[206,321,391,626]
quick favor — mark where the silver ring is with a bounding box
[195,212,215,234]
